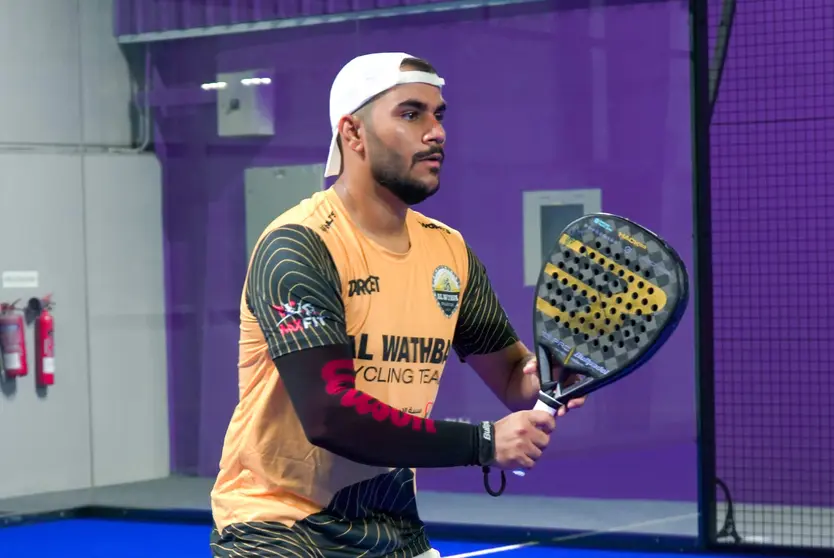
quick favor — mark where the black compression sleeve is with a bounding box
[276,343,495,469]
[453,243,520,359]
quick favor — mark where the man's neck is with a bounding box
[332,175,409,238]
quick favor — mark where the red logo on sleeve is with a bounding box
[271,301,326,336]
[322,359,437,434]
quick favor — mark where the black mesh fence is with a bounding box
[700,0,834,551]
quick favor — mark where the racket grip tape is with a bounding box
[511,396,559,478]
[532,398,558,414]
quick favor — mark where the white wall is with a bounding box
[0,0,169,499]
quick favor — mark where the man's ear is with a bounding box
[338,115,365,156]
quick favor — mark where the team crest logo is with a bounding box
[431,265,461,318]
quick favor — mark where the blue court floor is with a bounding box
[0,518,810,558]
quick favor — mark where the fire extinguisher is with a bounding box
[0,300,28,378]
[31,295,55,387]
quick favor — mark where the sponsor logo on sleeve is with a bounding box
[271,301,326,336]
[322,359,438,433]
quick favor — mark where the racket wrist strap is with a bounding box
[478,421,506,497]
[477,421,496,467]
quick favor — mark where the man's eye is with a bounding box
[402,111,418,120]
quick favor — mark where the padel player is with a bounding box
[210,52,586,558]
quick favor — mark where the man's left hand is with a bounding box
[522,358,588,417]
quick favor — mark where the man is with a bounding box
[210,52,586,558]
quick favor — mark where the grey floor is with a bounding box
[1,476,831,550]
[0,475,697,538]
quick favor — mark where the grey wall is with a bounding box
[0,0,169,500]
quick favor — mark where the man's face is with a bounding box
[362,81,447,206]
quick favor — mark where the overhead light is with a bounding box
[201,81,227,90]
[241,77,272,86]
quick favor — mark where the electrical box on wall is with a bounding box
[244,164,326,261]
[522,189,602,287]
[215,69,275,137]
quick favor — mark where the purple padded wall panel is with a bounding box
[115,0,456,36]
[155,0,698,501]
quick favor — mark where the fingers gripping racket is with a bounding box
[514,213,690,478]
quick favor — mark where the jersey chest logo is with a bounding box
[431,265,461,318]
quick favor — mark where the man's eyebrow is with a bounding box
[395,99,447,113]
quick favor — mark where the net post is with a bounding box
[688,0,717,551]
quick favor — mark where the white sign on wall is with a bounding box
[1,270,39,289]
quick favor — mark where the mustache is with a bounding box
[412,146,445,164]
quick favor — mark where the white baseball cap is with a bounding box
[324,52,446,178]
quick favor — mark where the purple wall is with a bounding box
[708,0,834,508]
[115,1,551,36]
[144,0,698,503]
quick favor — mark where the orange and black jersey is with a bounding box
[210,188,518,557]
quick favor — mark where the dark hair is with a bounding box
[334,57,438,173]
[399,56,438,74]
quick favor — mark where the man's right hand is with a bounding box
[492,410,556,471]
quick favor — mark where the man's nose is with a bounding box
[424,121,445,145]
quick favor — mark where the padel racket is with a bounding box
[514,213,689,477]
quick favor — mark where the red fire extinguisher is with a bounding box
[0,300,28,378]
[33,295,55,386]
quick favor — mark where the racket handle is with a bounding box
[511,398,559,478]
[532,398,559,414]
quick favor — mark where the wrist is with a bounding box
[506,363,540,411]
[475,421,496,466]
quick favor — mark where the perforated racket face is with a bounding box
[533,214,689,400]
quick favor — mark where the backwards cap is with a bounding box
[324,52,446,178]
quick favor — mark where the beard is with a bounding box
[367,133,442,206]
